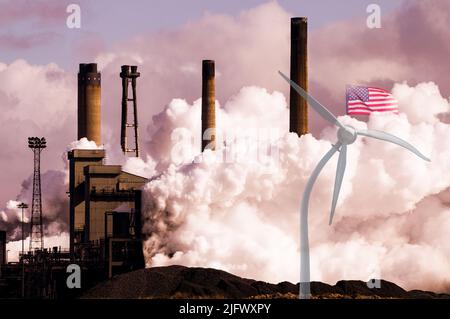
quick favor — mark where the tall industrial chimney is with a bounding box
[77,64,86,141]
[290,17,308,136]
[78,63,101,145]
[201,60,216,151]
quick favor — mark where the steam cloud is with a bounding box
[0,170,68,242]
[135,82,450,292]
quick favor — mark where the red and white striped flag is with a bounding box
[346,85,398,115]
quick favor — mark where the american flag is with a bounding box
[346,85,398,115]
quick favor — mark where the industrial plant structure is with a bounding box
[120,65,141,157]
[68,148,147,278]
[69,62,148,286]
[0,16,310,299]
[0,63,149,298]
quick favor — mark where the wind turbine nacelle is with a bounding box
[337,126,357,145]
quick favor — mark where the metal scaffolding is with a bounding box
[120,65,140,157]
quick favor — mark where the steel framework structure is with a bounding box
[28,137,46,251]
[120,65,140,157]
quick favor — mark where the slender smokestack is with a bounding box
[290,17,308,136]
[78,63,101,145]
[77,63,86,141]
[201,60,216,151]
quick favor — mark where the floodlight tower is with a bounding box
[28,137,46,251]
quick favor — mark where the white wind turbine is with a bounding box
[278,71,431,299]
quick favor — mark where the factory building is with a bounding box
[68,149,147,277]
[70,63,148,278]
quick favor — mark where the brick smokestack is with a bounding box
[289,17,308,136]
[78,63,101,145]
[201,60,216,151]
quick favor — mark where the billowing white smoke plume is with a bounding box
[66,137,101,151]
[138,82,450,292]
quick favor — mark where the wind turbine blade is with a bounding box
[357,129,431,162]
[329,144,347,225]
[278,71,345,130]
[300,142,341,299]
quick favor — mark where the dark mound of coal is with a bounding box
[81,265,284,299]
[81,265,450,299]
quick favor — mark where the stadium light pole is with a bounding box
[27,137,46,251]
